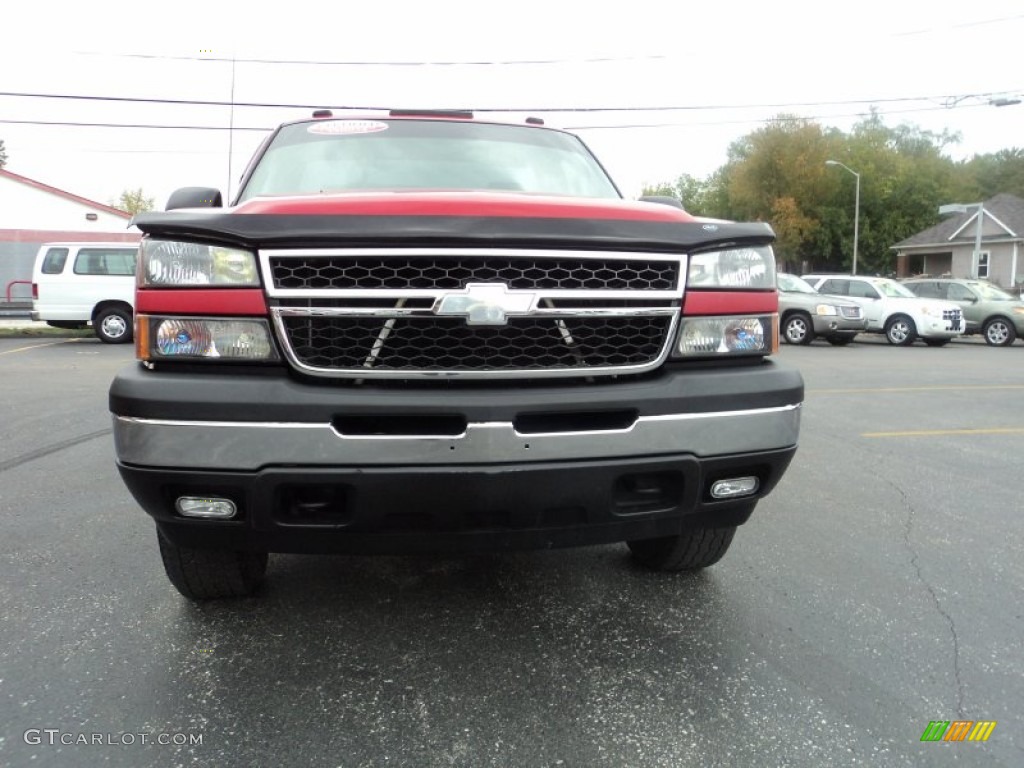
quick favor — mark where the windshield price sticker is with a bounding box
[307,120,389,136]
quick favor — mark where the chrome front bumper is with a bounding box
[113,404,801,471]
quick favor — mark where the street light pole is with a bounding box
[973,205,984,278]
[938,202,986,278]
[826,160,860,275]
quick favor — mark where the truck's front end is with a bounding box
[110,114,803,599]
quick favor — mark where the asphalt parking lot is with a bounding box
[1,334,1021,767]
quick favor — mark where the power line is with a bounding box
[891,12,1024,36]
[72,50,671,67]
[2,88,1018,114]
[0,118,270,131]
[566,101,997,130]
[15,147,228,155]
[0,100,1001,136]
[71,21,1024,63]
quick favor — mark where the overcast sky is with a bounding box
[2,0,1021,210]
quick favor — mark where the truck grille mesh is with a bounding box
[270,256,678,292]
[263,249,684,378]
[281,315,673,372]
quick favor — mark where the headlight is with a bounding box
[138,316,279,361]
[815,304,838,316]
[673,315,774,358]
[140,239,258,286]
[687,246,775,289]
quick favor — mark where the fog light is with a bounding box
[176,497,237,519]
[710,477,759,499]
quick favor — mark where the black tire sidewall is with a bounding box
[783,313,813,345]
[95,308,133,344]
[983,318,1016,346]
[884,315,916,346]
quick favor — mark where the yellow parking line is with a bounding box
[863,427,1024,438]
[0,338,84,356]
[813,385,1024,395]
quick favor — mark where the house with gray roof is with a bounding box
[892,193,1024,291]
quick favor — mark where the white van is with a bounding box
[31,242,139,343]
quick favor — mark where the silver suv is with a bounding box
[803,275,964,346]
[902,278,1024,346]
[777,273,866,345]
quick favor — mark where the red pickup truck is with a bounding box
[110,111,803,599]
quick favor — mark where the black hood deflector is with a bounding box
[132,212,775,254]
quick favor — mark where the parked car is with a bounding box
[802,274,963,346]
[777,272,866,345]
[902,278,1024,346]
[30,242,139,343]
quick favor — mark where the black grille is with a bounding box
[282,316,673,371]
[270,256,677,292]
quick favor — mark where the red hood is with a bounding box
[233,191,697,222]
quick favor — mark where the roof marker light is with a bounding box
[388,109,474,119]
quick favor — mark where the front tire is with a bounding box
[157,529,268,600]
[884,315,917,346]
[783,313,814,345]
[94,306,133,344]
[627,525,737,571]
[983,317,1016,346]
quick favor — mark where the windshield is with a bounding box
[238,119,622,201]
[876,279,916,298]
[972,282,1015,300]
[778,273,819,294]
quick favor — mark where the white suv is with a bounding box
[802,275,964,346]
[31,242,139,343]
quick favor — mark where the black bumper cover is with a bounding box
[112,360,802,554]
[120,447,795,554]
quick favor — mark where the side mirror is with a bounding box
[166,187,223,211]
[639,195,684,210]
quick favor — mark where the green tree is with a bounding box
[640,112,1022,273]
[716,115,843,265]
[705,112,964,273]
[115,187,155,214]
[641,172,729,217]
[829,113,963,274]
[770,196,819,271]
[961,148,1024,199]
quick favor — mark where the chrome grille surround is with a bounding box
[261,248,685,379]
[839,305,863,319]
